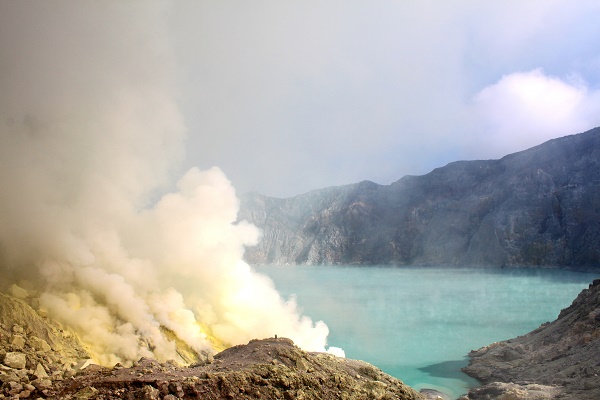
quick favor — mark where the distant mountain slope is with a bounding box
[238,127,600,269]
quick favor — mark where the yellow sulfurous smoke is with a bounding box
[0,1,331,366]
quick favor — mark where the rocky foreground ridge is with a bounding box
[0,292,424,400]
[239,127,600,269]
[462,279,600,400]
[2,281,600,399]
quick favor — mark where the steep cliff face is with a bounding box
[239,127,600,269]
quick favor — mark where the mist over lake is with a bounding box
[258,266,599,399]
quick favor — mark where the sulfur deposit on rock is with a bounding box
[463,279,600,400]
[0,292,89,359]
[0,292,423,399]
[0,292,93,398]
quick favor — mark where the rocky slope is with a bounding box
[0,291,93,398]
[462,278,600,399]
[0,292,424,400]
[50,338,425,400]
[239,127,600,269]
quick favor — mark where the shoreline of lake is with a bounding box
[257,265,599,399]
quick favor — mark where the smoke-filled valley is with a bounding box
[2,3,600,400]
[0,2,334,366]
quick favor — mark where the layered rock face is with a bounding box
[0,292,424,400]
[463,279,600,399]
[239,127,600,269]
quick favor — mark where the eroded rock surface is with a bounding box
[463,279,600,399]
[48,337,424,399]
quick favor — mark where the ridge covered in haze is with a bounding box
[239,127,600,270]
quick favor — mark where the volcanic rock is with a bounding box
[10,335,25,350]
[33,363,48,379]
[0,292,424,399]
[48,337,424,399]
[0,293,94,398]
[29,336,52,352]
[463,279,600,399]
[420,388,451,399]
[0,293,89,362]
[459,382,561,400]
[3,352,26,369]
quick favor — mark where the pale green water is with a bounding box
[257,266,599,399]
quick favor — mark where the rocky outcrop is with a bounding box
[239,127,600,269]
[461,382,561,400]
[0,291,93,399]
[462,279,600,399]
[47,337,424,400]
[0,291,424,399]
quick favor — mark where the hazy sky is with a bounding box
[168,1,600,197]
[6,1,600,198]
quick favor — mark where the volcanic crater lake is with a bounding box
[257,265,599,399]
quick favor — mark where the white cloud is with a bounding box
[472,69,600,157]
[168,1,600,195]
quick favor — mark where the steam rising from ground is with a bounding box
[0,2,332,364]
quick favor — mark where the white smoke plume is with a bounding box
[0,2,331,365]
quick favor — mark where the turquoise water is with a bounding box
[257,266,598,399]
